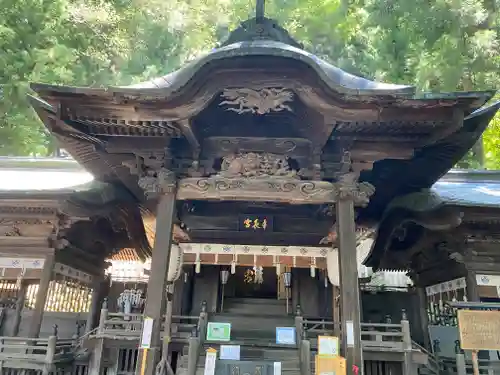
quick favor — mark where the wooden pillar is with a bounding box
[11,280,27,336]
[27,252,55,338]
[466,269,480,302]
[336,197,363,373]
[416,286,430,349]
[85,275,108,334]
[136,190,177,375]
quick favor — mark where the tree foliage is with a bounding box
[0,0,499,168]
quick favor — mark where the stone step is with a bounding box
[210,314,295,333]
[223,298,287,314]
[181,357,300,368]
[224,298,287,306]
[178,368,300,375]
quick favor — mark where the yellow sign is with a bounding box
[458,310,500,350]
[315,355,346,375]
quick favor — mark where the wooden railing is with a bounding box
[94,300,208,343]
[0,335,75,365]
[296,307,417,375]
[434,340,500,375]
[296,307,412,352]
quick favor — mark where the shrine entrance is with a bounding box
[226,266,278,299]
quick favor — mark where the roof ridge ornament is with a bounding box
[256,0,265,21]
[219,0,302,48]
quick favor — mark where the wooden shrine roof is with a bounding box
[365,168,500,273]
[9,16,500,277]
[25,17,499,223]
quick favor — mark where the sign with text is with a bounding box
[315,355,346,375]
[204,348,217,375]
[458,310,500,350]
[140,317,154,349]
[239,215,273,231]
[206,322,232,342]
[276,327,296,345]
[318,336,340,356]
[220,345,240,360]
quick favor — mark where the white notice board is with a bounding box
[141,317,154,349]
[220,345,240,360]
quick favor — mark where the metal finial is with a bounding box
[256,0,265,20]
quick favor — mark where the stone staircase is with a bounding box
[177,298,301,375]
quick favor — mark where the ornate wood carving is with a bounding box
[137,168,177,197]
[0,203,59,218]
[123,150,178,198]
[219,88,293,114]
[202,137,312,157]
[0,219,56,237]
[218,152,299,179]
[54,262,94,284]
[177,177,336,204]
[335,172,375,206]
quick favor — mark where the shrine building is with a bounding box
[0,4,499,375]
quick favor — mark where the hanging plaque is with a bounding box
[239,215,273,231]
[458,310,500,350]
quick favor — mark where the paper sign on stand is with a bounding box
[276,327,296,345]
[220,345,240,360]
[273,362,282,375]
[140,317,154,349]
[206,322,232,342]
[345,321,354,347]
[318,336,339,356]
[204,348,217,375]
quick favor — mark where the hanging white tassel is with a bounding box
[231,261,236,274]
[195,253,201,274]
[310,257,316,277]
[16,267,25,289]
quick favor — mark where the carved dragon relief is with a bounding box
[218,152,299,179]
[219,88,294,114]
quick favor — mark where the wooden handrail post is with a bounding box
[455,340,466,375]
[300,333,311,375]
[187,329,200,375]
[198,300,208,343]
[98,298,109,333]
[295,305,304,348]
[45,336,57,363]
[401,309,413,375]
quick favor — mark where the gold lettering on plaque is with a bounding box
[458,310,500,350]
